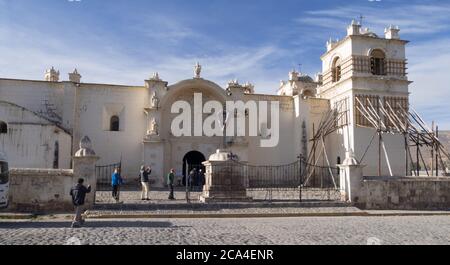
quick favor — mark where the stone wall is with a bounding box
[361,177,450,210]
[8,168,75,212]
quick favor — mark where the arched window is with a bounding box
[370,49,386,76]
[110,116,120,131]
[0,121,7,134]
[332,57,342,82]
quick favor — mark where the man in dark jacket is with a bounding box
[70,178,91,228]
[167,168,175,200]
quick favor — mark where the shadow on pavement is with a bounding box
[0,220,175,229]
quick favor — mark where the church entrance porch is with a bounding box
[182,151,206,189]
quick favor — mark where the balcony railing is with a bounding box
[321,55,408,88]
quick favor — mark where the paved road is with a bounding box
[1,216,449,245]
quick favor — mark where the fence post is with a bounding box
[73,136,99,209]
[339,149,365,204]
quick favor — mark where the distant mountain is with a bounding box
[418,130,450,170]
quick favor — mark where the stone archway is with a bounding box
[182,151,206,187]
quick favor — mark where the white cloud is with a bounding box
[299,4,450,35]
[0,19,285,93]
[126,14,201,45]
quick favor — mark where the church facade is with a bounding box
[0,22,410,187]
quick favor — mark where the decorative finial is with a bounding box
[69,68,82,83]
[150,72,161,81]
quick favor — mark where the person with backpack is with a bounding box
[111,168,123,203]
[69,178,91,228]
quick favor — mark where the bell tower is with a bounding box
[318,21,411,177]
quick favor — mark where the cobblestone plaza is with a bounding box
[1,216,449,245]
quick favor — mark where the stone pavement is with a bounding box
[91,190,359,218]
[0,216,449,245]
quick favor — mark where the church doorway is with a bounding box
[182,151,206,187]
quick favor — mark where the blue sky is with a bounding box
[0,0,450,128]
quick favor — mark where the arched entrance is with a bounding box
[182,151,206,187]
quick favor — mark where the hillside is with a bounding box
[418,131,450,169]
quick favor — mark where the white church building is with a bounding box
[0,22,410,187]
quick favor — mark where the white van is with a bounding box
[0,152,9,208]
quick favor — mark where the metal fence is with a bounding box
[211,159,341,202]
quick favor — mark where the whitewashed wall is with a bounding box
[75,84,148,180]
[0,101,71,169]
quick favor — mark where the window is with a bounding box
[332,57,342,82]
[337,157,341,176]
[110,116,120,131]
[370,50,386,76]
[0,161,8,185]
[53,141,59,169]
[0,121,7,134]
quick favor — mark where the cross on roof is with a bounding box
[359,14,365,26]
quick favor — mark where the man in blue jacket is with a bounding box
[112,168,123,203]
[70,178,91,228]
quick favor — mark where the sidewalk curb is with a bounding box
[366,212,450,217]
[0,214,36,220]
[86,212,371,219]
[86,211,450,219]
[2,211,450,220]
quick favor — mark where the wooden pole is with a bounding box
[312,123,316,183]
[381,135,393,177]
[418,148,429,177]
[416,133,420,176]
[379,130,382,177]
[436,126,439,176]
[431,121,435,176]
[404,134,409,176]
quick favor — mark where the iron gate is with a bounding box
[95,162,121,191]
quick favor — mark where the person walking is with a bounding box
[140,165,151,201]
[69,178,91,228]
[111,168,123,203]
[167,168,176,200]
[188,168,197,191]
[198,169,206,191]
